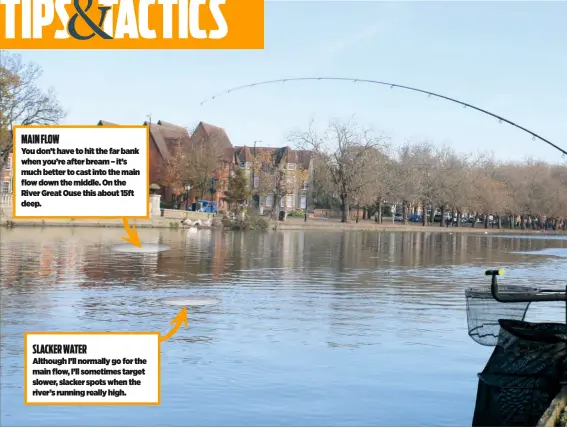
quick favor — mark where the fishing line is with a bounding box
[200,77,567,157]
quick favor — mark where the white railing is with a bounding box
[1,192,13,207]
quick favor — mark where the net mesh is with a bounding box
[465,286,536,346]
[472,320,567,427]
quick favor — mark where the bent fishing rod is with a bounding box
[200,77,567,157]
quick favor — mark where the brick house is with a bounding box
[184,121,235,212]
[97,119,236,211]
[1,152,13,198]
[97,119,191,205]
[234,145,313,214]
[0,128,13,205]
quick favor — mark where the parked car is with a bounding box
[189,200,217,213]
[394,213,404,221]
[409,214,422,222]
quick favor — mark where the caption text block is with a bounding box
[13,126,149,219]
[24,332,160,405]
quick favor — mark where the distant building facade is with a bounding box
[234,145,313,213]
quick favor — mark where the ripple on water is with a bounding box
[513,248,567,257]
[109,243,171,253]
[157,296,220,306]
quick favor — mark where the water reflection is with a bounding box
[1,228,565,426]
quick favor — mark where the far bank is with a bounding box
[1,211,565,236]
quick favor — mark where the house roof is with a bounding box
[157,120,187,133]
[191,122,234,163]
[295,150,313,169]
[235,145,254,162]
[234,146,311,168]
[142,121,171,160]
[97,120,119,126]
[197,122,232,149]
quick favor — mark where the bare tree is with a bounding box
[393,142,427,225]
[160,125,228,201]
[251,149,309,219]
[291,122,567,230]
[184,131,228,199]
[0,52,66,171]
[289,119,389,223]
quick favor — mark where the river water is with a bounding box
[1,228,565,426]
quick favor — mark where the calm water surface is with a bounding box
[1,228,565,426]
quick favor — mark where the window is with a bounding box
[288,163,296,170]
[4,161,10,170]
[300,195,307,209]
[280,197,285,208]
[266,194,274,207]
[286,195,294,208]
[253,176,259,188]
[239,161,245,168]
[1,181,9,194]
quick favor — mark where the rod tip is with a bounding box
[484,269,505,276]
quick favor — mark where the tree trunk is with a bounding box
[456,211,461,228]
[422,200,428,226]
[403,201,409,225]
[440,207,446,228]
[484,214,489,229]
[497,215,502,229]
[472,213,478,228]
[341,199,349,223]
[378,201,383,224]
[429,206,435,225]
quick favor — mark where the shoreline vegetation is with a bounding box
[1,213,566,235]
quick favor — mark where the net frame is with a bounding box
[465,286,537,346]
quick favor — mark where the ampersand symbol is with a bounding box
[68,0,113,40]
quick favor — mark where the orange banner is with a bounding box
[0,0,264,49]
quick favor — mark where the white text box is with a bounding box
[25,332,160,405]
[13,126,149,218]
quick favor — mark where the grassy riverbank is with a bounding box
[1,212,566,235]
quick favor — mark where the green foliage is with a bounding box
[251,217,269,230]
[288,210,305,217]
[224,216,269,231]
[225,168,250,213]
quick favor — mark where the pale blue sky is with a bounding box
[9,1,567,163]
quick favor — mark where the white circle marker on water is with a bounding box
[157,296,220,307]
[109,243,171,253]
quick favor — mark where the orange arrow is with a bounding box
[122,218,142,248]
[159,307,188,343]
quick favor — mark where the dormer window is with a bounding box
[240,161,245,168]
[288,163,296,170]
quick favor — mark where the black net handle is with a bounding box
[485,270,566,303]
[485,269,567,371]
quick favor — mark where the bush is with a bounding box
[225,216,269,231]
[251,217,269,230]
[218,210,226,216]
[288,210,305,217]
[169,221,179,229]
